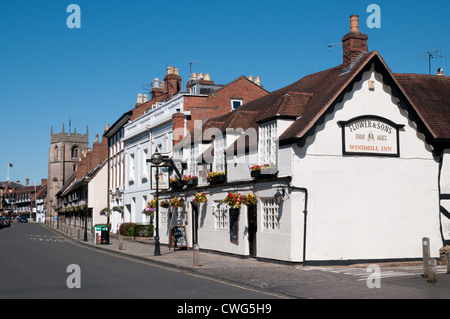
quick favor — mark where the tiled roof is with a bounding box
[394,73,450,141]
[203,51,377,150]
[192,50,450,156]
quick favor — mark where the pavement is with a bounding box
[45,223,450,299]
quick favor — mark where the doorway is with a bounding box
[247,205,257,257]
[191,204,199,246]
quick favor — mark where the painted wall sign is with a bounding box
[338,115,404,157]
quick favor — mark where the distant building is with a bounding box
[56,130,108,230]
[47,125,89,224]
[1,179,47,220]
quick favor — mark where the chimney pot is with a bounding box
[137,93,143,103]
[204,73,210,81]
[254,76,261,86]
[191,72,197,80]
[350,15,359,32]
[438,68,444,76]
[154,78,160,88]
[198,73,204,80]
[247,75,253,82]
[143,94,148,102]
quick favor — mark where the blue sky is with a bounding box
[0,0,448,185]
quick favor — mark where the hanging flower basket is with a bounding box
[192,192,207,205]
[170,197,182,208]
[160,200,170,208]
[112,206,124,213]
[100,207,111,216]
[143,206,155,215]
[148,197,157,209]
[242,193,257,206]
[223,192,244,208]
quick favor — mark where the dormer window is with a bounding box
[231,99,242,110]
[258,121,277,167]
[214,135,226,173]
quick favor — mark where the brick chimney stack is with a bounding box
[164,66,182,99]
[172,111,185,147]
[342,15,368,70]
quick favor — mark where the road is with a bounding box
[0,222,283,300]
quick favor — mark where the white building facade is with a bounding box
[122,95,187,230]
[158,34,449,264]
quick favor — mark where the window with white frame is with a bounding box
[142,148,148,179]
[262,198,280,230]
[129,153,135,182]
[214,135,226,173]
[231,99,242,110]
[189,144,199,177]
[214,202,228,230]
[160,209,168,226]
[258,122,277,166]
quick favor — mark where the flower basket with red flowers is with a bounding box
[170,197,182,208]
[192,192,207,205]
[242,193,257,206]
[183,175,198,187]
[250,164,278,178]
[223,192,244,208]
[160,200,170,208]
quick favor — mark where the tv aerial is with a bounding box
[328,41,342,52]
[417,49,446,74]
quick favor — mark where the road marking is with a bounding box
[41,224,290,299]
[300,266,448,281]
[27,234,67,243]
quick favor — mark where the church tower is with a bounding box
[47,124,89,223]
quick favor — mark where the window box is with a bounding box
[250,165,278,179]
[183,175,198,187]
[187,179,198,187]
[170,179,183,189]
[208,174,227,185]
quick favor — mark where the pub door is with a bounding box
[247,205,257,257]
[191,204,199,246]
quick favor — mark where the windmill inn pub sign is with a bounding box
[338,115,404,157]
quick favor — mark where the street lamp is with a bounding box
[150,151,163,256]
[274,189,285,206]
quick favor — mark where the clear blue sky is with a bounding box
[0,0,448,185]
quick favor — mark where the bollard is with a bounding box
[193,244,200,268]
[422,237,430,278]
[119,235,123,250]
[447,251,450,274]
[428,258,437,283]
[77,229,80,240]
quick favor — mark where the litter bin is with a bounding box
[94,225,108,244]
[101,228,110,245]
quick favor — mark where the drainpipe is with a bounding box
[438,152,445,246]
[289,186,309,266]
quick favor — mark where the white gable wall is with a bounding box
[292,65,441,262]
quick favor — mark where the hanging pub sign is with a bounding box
[151,166,169,190]
[338,115,404,157]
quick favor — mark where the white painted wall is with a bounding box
[292,66,441,262]
[89,163,108,227]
